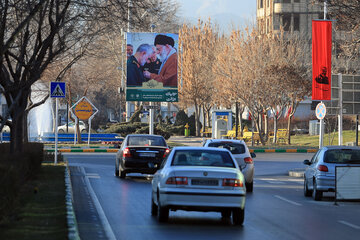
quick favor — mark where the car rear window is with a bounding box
[128,136,166,146]
[324,149,360,164]
[172,150,235,168]
[207,142,246,154]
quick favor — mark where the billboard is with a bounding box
[126,32,179,102]
[312,20,332,101]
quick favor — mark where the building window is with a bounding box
[259,0,264,8]
[282,14,291,31]
[283,0,291,3]
[294,0,300,2]
[294,14,300,31]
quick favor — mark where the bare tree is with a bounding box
[0,0,179,153]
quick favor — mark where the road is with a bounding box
[65,153,360,240]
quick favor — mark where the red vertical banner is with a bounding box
[312,20,332,101]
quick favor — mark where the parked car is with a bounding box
[151,147,246,225]
[115,134,170,178]
[57,121,87,133]
[303,146,360,201]
[203,139,255,192]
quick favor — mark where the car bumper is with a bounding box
[316,175,335,192]
[123,159,162,174]
[159,188,246,210]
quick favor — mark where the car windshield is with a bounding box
[172,150,235,168]
[324,149,360,164]
[128,136,166,146]
[207,142,246,154]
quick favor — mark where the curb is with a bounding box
[65,164,80,240]
[46,149,118,153]
[249,149,317,153]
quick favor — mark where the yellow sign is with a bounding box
[74,100,93,120]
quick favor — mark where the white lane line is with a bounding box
[81,167,116,240]
[274,195,302,206]
[268,181,285,184]
[86,173,100,179]
[338,220,360,230]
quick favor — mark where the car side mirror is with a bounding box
[251,152,256,158]
[303,159,311,165]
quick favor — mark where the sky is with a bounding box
[176,0,257,33]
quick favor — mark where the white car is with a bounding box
[57,121,87,133]
[151,147,246,225]
[203,139,255,192]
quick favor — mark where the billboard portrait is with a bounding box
[126,32,179,102]
[312,20,332,101]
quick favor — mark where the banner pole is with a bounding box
[319,101,324,149]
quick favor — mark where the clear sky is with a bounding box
[176,0,257,32]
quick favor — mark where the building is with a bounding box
[256,0,323,37]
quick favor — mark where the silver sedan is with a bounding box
[303,146,360,201]
[151,147,246,225]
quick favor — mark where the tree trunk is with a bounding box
[194,101,201,136]
[202,105,206,137]
[235,102,239,138]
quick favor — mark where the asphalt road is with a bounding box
[65,153,360,240]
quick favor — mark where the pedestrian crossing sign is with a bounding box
[50,82,66,98]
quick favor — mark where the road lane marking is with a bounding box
[274,195,302,206]
[86,173,100,179]
[81,167,116,240]
[338,220,360,230]
[268,181,286,184]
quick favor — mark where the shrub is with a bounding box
[0,143,44,222]
[174,110,188,126]
[104,122,147,136]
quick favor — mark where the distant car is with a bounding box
[115,134,170,178]
[303,146,360,201]
[57,121,87,133]
[151,147,246,225]
[203,139,255,192]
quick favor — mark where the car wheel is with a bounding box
[221,210,231,219]
[81,129,87,133]
[115,163,119,177]
[119,167,126,179]
[304,178,312,197]
[151,195,158,216]
[312,179,322,201]
[232,208,245,226]
[58,129,65,133]
[245,181,253,193]
[157,192,169,222]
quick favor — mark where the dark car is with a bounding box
[115,134,170,178]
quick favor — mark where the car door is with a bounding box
[305,149,322,188]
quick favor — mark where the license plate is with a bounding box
[191,179,218,186]
[139,152,155,157]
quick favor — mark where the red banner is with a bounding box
[312,20,332,101]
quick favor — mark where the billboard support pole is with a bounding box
[338,73,343,145]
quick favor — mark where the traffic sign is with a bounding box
[316,102,326,120]
[50,82,66,98]
[144,105,160,110]
[73,98,94,120]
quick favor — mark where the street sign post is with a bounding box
[70,96,98,146]
[50,82,66,165]
[316,102,326,149]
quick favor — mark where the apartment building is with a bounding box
[256,0,323,38]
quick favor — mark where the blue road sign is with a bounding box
[50,82,66,98]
